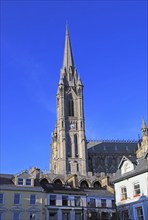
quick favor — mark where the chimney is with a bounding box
[29,167,40,179]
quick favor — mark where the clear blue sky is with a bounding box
[1,0,147,174]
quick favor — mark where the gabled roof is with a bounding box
[112,151,148,183]
[15,169,35,178]
[118,155,137,169]
[0,174,14,185]
[0,174,41,188]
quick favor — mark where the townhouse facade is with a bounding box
[113,120,148,220]
[0,169,45,220]
[0,171,116,220]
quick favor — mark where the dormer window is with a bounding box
[121,160,134,174]
[18,178,23,185]
[14,170,34,187]
[124,163,131,173]
[26,179,31,186]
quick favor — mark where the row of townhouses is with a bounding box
[0,169,116,220]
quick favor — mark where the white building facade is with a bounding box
[43,186,116,220]
[113,153,148,220]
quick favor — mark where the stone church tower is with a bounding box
[50,26,87,176]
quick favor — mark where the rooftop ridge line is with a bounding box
[87,139,138,143]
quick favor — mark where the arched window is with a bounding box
[93,181,101,188]
[40,178,49,185]
[80,180,89,188]
[54,179,62,185]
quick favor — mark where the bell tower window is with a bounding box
[69,99,74,116]
[74,134,78,157]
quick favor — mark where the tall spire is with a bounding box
[142,117,147,130]
[63,25,74,70]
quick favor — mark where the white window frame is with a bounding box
[133,182,141,196]
[0,193,4,204]
[101,198,106,207]
[30,194,36,205]
[121,186,127,200]
[74,196,81,207]
[26,179,31,186]
[49,194,56,206]
[62,195,68,206]
[14,193,21,205]
[17,178,23,185]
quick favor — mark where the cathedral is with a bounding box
[47,26,146,188]
[0,26,147,220]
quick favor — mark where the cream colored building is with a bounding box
[0,169,45,220]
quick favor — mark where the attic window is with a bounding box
[26,179,31,186]
[18,178,23,185]
[124,163,131,173]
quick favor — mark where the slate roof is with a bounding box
[41,182,114,197]
[112,152,148,183]
[0,174,14,185]
[118,155,137,169]
[83,189,114,197]
[87,140,137,154]
[0,174,42,191]
[41,182,86,195]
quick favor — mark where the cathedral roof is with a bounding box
[87,140,137,154]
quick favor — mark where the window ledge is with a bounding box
[121,198,127,201]
[133,194,140,198]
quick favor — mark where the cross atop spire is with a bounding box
[63,25,74,70]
